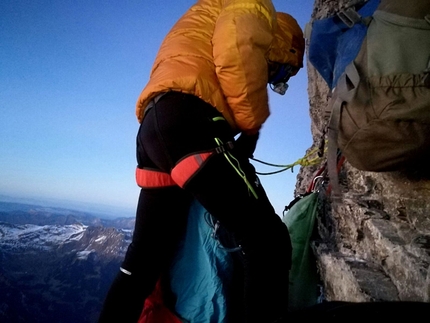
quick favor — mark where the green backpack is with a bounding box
[307,0,430,191]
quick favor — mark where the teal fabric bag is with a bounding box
[169,200,235,323]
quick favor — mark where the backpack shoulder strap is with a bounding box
[326,63,361,200]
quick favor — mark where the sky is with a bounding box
[0,0,315,218]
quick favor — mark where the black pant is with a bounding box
[98,92,292,323]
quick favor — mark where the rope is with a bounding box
[214,137,258,199]
[251,145,326,175]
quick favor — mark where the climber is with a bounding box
[98,0,305,323]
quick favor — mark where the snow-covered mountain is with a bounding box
[0,200,136,228]
[0,201,133,323]
[0,221,131,256]
[0,222,87,251]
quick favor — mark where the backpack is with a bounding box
[307,0,430,194]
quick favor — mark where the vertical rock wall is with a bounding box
[296,0,430,303]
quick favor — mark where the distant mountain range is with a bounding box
[0,200,134,323]
[0,194,136,219]
[0,200,136,229]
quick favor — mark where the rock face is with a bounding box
[295,0,430,303]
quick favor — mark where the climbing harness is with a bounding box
[143,92,167,117]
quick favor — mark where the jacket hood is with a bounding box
[268,12,305,76]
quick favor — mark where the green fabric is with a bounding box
[367,10,430,77]
[283,193,320,311]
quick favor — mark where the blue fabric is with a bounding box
[308,0,380,89]
[169,200,235,323]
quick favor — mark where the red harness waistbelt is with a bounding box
[171,152,213,188]
[135,152,214,189]
[136,168,177,188]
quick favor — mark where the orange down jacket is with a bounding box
[136,0,304,134]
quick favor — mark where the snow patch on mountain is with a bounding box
[76,249,95,260]
[0,222,87,251]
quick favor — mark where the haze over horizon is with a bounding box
[0,193,136,219]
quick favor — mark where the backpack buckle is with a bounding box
[337,7,362,27]
[337,0,368,27]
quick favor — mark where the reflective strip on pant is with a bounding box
[171,152,213,188]
[136,168,177,188]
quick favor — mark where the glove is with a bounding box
[234,132,259,159]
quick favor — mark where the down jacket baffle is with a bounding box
[136,0,304,135]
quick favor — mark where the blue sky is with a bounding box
[0,0,314,218]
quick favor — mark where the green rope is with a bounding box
[214,137,258,199]
[252,145,326,175]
